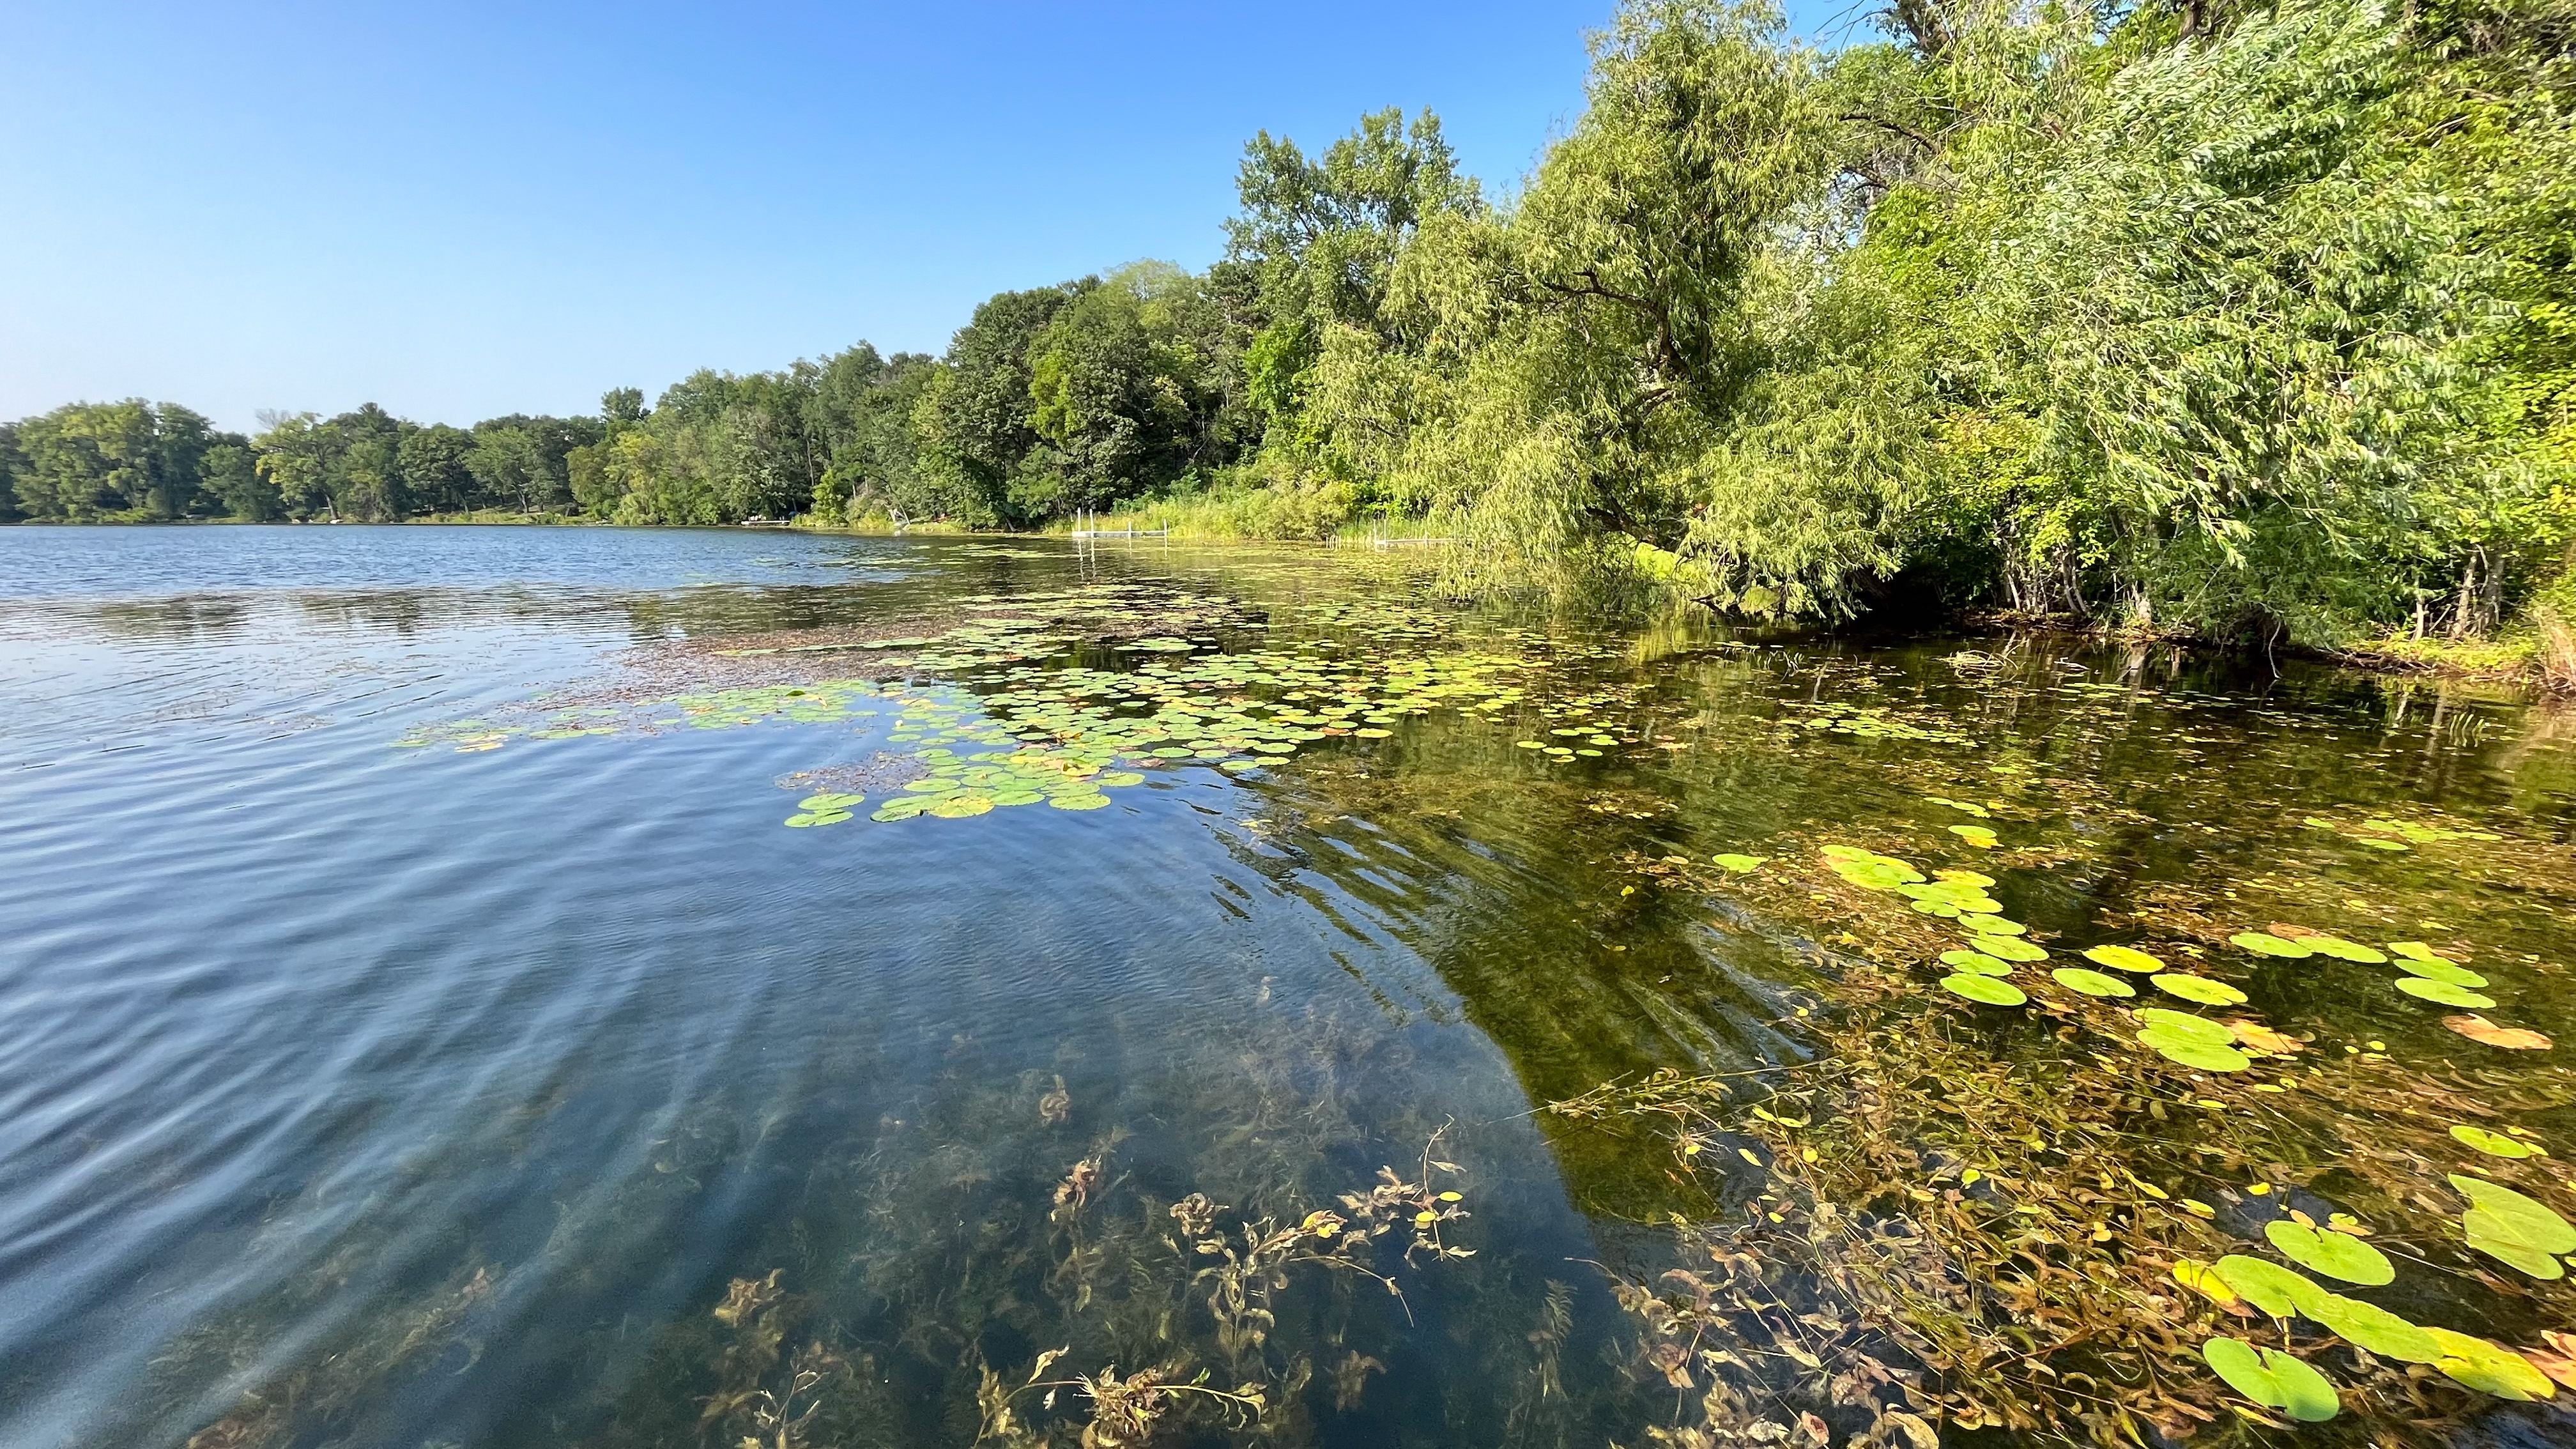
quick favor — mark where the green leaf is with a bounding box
[2230,931,2314,958]
[2263,1220,2394,1285]
[1940,949,2015,976]
[2152,973,2250,1006]
[2135,1009,2233,1046]
[2426,1328,2558,1400]
[2302,935,2388,963]
[2396,977,2496,1009]
[2398,956,2488,988]
[2451,1125,2544,1159]
[1976,935,2050,962]
[2202,1338,2340,1421]
[2051,967,2136,997]
[2451,1173,2576,1276]
[2212,1255,2328,1318]
[1940,973,2028,1006]
[1712,853,1767,873]
[2306,1292,2439,1362]
[2083,944,2164,973]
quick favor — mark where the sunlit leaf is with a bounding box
[2153,974,2250,1006]
[1940,974,2028,1006]
[2451,1126,2545,1159]
[2052,967,2135,997]
[2426,1328,2559,1400]
[2083,944,2164,974]
[2202,1338,2339,1421]
[2264,1220,2394,1285]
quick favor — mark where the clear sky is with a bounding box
[0,1,1862,432]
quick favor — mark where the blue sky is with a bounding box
[0,1,1863,431]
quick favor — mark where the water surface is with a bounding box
[5,525,2574,1447]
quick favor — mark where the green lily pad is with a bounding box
[1946,824,1999,847]
[2140,1033,2253,1071]
[2389,940,2455,963]
[2083,944,2164,974]
[2452,1173,2576,1278]
[2426,1328,2557,1400]
[2052,967,2136,997]
[1940,973,2028,1006]
[2451,1125,2545,1159]
[1712,854,1768,873]
[1959,914,2025,936]
[2264,1220,2395,1285]
[2212,1255,2327,1318]
[2135,1009,2234,1046]
[1975,935,2049,963]
[2202,1338,2338,1422]
[797,792,866,811]
[1940,949,2015,976]
[2306,1292,2440,1362]
[928,795,995,818]
[2231,932,2315,958]
[2396,977,2496,1009]
[2152,973,2250,1006]
[1048,793,1112,811]
[2398,956,2489,988]
[2303,936,2388,964]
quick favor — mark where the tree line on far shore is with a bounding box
[7,0,2573,656]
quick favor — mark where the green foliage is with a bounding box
[13,0,2571,657]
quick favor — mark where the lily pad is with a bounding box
[1975,935,2048,963]
[2231,931,2315,959]
[2303,935,2388,964]
[2453,1173,2576,1278]
[2153,973,2250,1006]
[1958,914,2025,936]
[2052,967,2136,997]
[2389,940,2455,963]
[2396,977,2497,1009]
[2306,1292,2440,1362]
[2136,1009,2235,1046]
[1940,949,2015,976]
[1048,793,1112,811]
[2140,1034,2253,1071]
[2452,1125,2545,1159]
[2083,944,2164,974]
[1946,824,1999,847]
[1712,854,1768,873]
[2398,956,2489,988]
[2264,1220,2395,1285]
[1940,973,2028,1006]
[2426,1328,2558,1400]
[928,795,995,818]
[2212,1255,2327,1318]
[2202,1338,2339,1422]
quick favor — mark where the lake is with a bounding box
[4,525,2574,1448]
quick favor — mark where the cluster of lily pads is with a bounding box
[2175,1172,2573,1418]
[1804,827,2576,1422]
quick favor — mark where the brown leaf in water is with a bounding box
[2227,1019,2304,1055]
[2446,1015,2554,1050]
[2526,1344,2576,1393]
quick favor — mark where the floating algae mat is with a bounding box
[17,530,2576,1449]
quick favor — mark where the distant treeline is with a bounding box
[8,0,2574,652]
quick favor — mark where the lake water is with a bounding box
[4,525,2575,1448]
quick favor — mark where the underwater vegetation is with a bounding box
[296,560,2576,1446]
